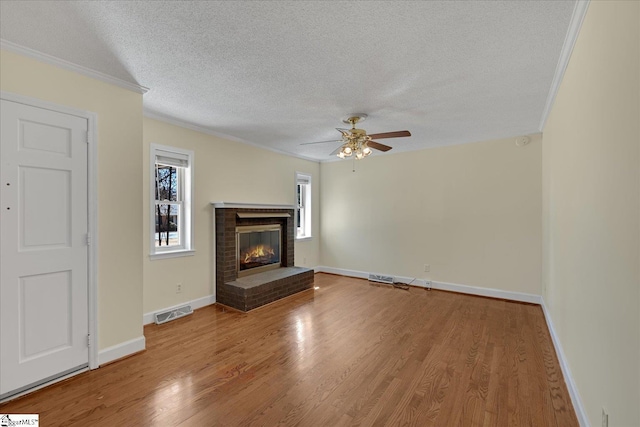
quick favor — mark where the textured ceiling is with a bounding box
[0,1,577,161]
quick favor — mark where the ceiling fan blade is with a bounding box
[367,130,411,140]
[300,139,342,145]
[329,144,345,156]
[367,140,393,152]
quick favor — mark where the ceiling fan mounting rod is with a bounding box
[342,113,367,127]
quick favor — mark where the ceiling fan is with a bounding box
[301,114,411,160]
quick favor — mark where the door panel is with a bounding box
[21,119,72,156]
[21,270,72,360]
[0,99,89,398]
[21,166,71,249]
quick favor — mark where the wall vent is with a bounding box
[368,274,394,284]
[154,304,193,325]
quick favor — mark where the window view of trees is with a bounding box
[296,173,311,239]
[155,164,180,247]
[296,184,302,232]
[150,145,192,256]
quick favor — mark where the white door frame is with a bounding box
[1,90,99,370]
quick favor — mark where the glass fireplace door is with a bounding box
[236,224,281,277]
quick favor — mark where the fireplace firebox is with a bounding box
[213,202,314,312]
[236,224,281,277]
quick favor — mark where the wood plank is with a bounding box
[0,273,579,426]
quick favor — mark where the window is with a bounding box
[296,172,312,239]
[150,144,194,259]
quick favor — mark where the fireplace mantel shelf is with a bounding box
[211,202,296,210]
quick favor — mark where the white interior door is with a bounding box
[0,99,89,399]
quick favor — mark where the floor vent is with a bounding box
[368,274,394,284]
[154,305,193,325]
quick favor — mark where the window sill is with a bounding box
[149,249,195,260]
[295,236,313,242]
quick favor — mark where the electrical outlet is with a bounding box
[602,408,608,427]
[424,280,432,290]
[176,283,182,294]
[424,264,430,272]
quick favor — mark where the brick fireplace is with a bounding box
[213,202,313,311]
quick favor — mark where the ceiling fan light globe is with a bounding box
[343,146,352,155]
[337,152,346,159]
[363,146,372,156]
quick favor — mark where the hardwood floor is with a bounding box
[0,273,578,426]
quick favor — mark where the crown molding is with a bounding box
[143,110,320,164]
[1,39,149,94]
[538,0,590,131]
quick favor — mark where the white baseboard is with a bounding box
[314,266,542,304]
[426,279,542,304]
[98,336,146,366]
[540,298,589,427]
[316,265,369,279]
[143,294,216,325]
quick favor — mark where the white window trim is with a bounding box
[295,172,312,240]
[149,143,194,260]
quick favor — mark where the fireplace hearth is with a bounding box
[213,202,313,311]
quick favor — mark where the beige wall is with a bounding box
[142,118,320,314]
[0,49,144,350]
[542,1,640,426]
[320,134,542,295]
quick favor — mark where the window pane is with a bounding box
[155,165,179,201]
[295,175,311,239]
[296,184,303,233]
[155,203,180,247]
[150,145,193,256]
[297,212,303,236]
